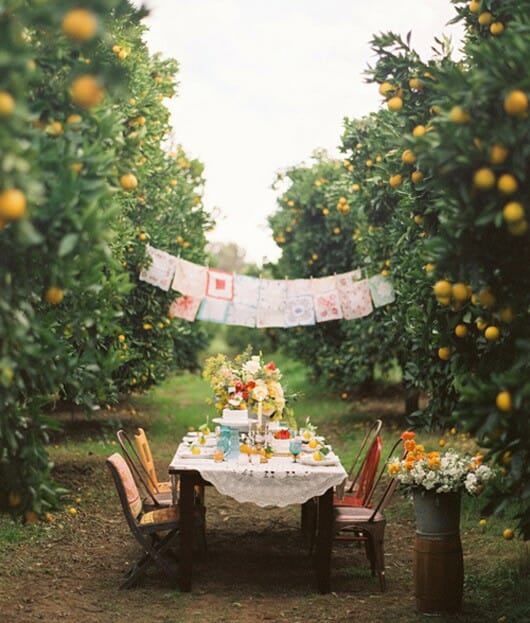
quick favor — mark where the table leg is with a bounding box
[315,487,333,593]
[178,471,196,592]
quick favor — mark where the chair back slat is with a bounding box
[346,419,383,481]
[368,436,405,521]
[107,452,143,520]
[134,427,159,496]
[116,429,160,505]
[354,435,383,506]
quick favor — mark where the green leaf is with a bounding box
[58,233,79,257]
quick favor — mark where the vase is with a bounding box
[412,489,463,614]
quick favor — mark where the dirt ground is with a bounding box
[0,400,519,623]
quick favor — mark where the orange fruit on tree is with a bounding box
[468,0,480,12]
[120,173,138,190]
[499,306,514,323]
[0,188,27,220]
[62,8,98,41]
[438,346,451,361]
[66,113,82,124]
[473,167,496,190]
[44,286,64,305]
[454,324,468,338]
[449,106,470,123]
[452,282,470,302]
[408,78,423,90]
[70,75,104,109]
[378,82,394,96]
[484,325,500,341]
[497,174,518,195]
[489,145,509,164]
[477,12,493,26]
[478,287,496,308]
[387,96,403,112]
[433,279,452,298]
[490,22,504,36]
[402,149,416,164]
[476,318,487,331]
[496,391,512,412]
[389,174,403,188]
[412,124,427,137]
[503,90,528,117]
[502,201,524,223]
[411,170,424,184]
[0,91,15,117]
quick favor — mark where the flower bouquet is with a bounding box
[202,347,294,423]
[388,431,494,495]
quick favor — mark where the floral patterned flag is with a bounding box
[233,274,261,305]
[284,295,315,327]
[335,269,362,291]
[368,274,396,307]
[168,295,202,322]
[197,297,230,323]
[311,275,343,322]
[206,268,234,300]
[171,257,208,298]
[256,279,287,328]
[339,278,374,319]
[225,302,258,327]
[139,245,178,291]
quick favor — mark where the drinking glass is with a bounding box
[289,437,302,462]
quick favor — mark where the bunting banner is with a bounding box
[139,245,178,291]
[139,246,395,327]
[171,257,208,297]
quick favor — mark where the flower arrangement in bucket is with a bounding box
[388,431,494,496]
[202,348,295,424]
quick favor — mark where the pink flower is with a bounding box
[265,361,276,371]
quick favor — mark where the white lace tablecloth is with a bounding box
[169,445,347,508]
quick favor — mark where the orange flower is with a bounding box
[404,439,416,452]
[401,431,416,440]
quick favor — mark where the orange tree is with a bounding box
[366,0,529,535]
[409,0,529,535]
[0,1,211,521]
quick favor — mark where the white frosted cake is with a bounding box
[222,408,248,423]
[270,438,291,454]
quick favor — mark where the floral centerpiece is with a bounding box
[202,348,294,422]
[388,431,494,495]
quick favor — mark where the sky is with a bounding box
[133,0,463,265]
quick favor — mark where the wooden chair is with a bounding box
[133,427,173,497]
[332,436,405,591]
[303,419,383,548]
[106,452,181,588]
[116,429,173,508]
[134,427,207,515]
[334,419,383,508]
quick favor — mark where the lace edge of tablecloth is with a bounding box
[196,468,346,508]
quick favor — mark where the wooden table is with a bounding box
[169,450,346,593]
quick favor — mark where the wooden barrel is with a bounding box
[413,534,464,614]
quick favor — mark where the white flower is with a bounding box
[242,356,260,376]
[252,380,268,402]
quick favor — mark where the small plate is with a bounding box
[299,452,339,467]
[178,447,214,459]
